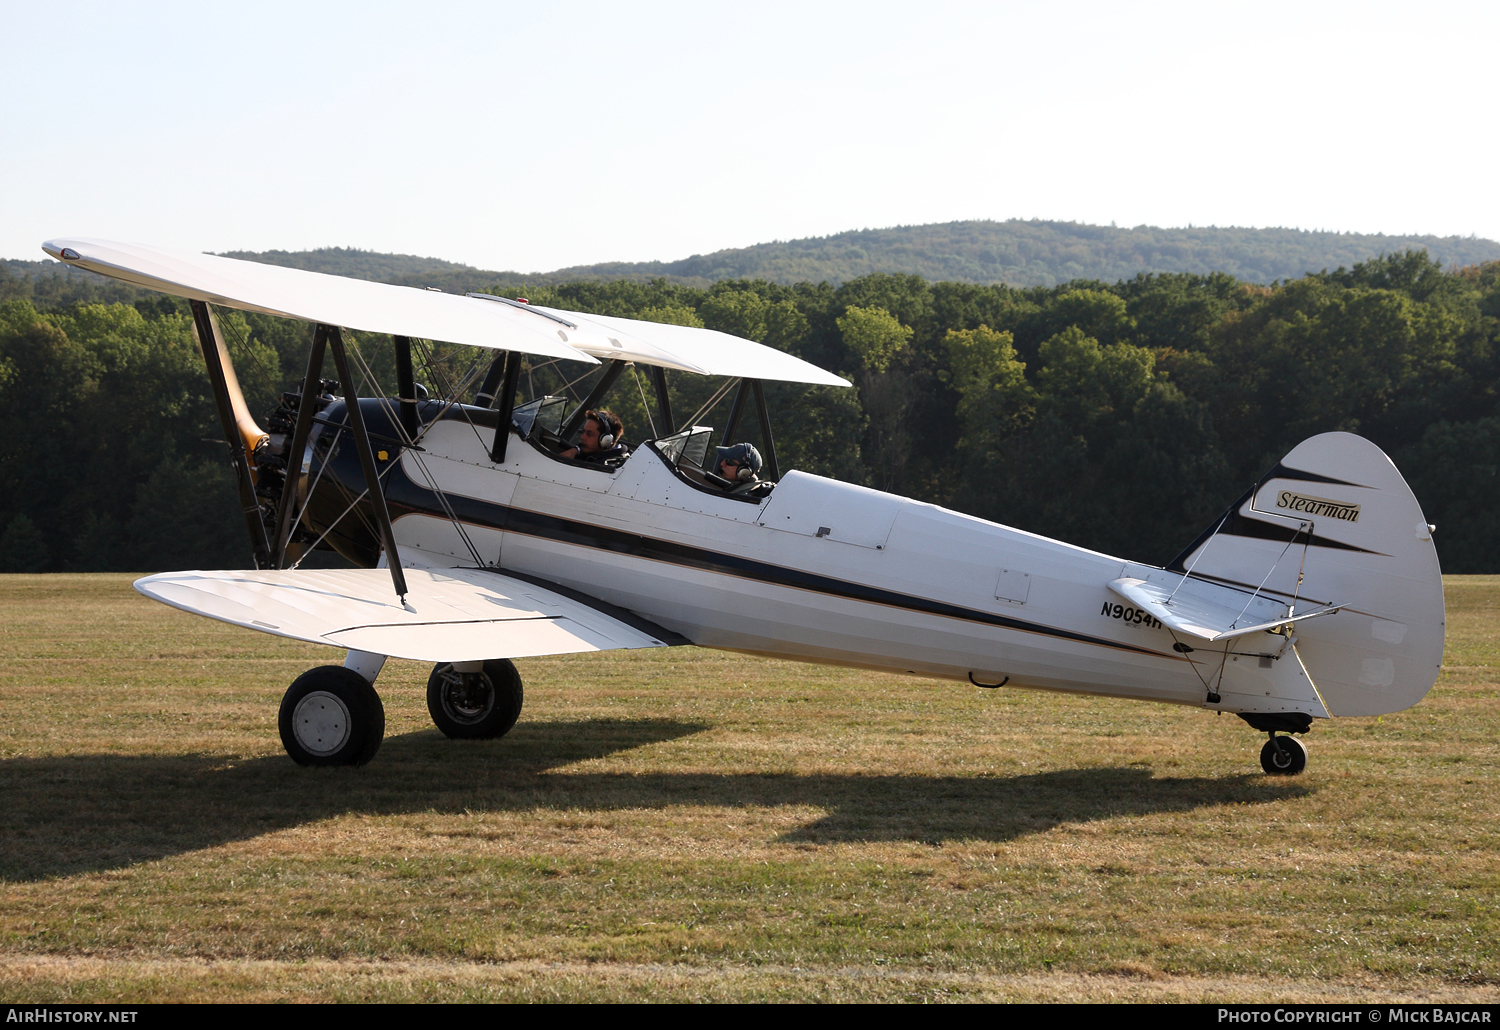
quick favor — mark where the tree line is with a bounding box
[560,220,1500,290]
[1,250,1497,574]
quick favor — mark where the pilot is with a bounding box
[714,442,768,493]
[561,409,630,465]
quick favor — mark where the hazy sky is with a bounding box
[4,0,1495,271]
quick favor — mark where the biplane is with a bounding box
[43,237,1446,776]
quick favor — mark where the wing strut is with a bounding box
[190,301,272,569]
[269,323,330,568]
[561,359,628,441]
[489,351,523,464]
[324,325,409,601]
[722,378,748,443]
[473,352,506,408]
[651,366,676,436]
[713,378,779,478]
[751,380,780,481]
[394,335,420,442]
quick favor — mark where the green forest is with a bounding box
[550,221,1500,290]
[11,220,1497,297]
[2,249,1499,575]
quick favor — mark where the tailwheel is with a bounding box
[1259,733,1308,776]
[427,658,524,740]
[278,665,386,766]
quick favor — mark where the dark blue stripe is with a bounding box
[385,466,1172,661]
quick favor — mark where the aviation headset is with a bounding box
[586,409,620,449]
[716,442,763,481]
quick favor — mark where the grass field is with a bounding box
[1,573,1497,1003]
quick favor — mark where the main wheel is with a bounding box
[1260,734,1308,776]
[278,666,386,766]
[427,659,524,739]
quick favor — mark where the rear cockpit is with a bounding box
[650,427,774,502]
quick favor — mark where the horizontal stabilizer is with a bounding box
[135,567,681,663]
[1109,576,1342,643]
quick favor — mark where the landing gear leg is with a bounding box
[278,665,386,766]
[1259,732,1308,776]
[427,659,524,739]
[343,649,387,684]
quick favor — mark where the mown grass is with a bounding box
[1,573,1497,1002]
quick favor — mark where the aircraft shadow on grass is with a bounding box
[0,718,1310,881]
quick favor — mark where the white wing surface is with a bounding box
[43,238,592,362]
[42,238,850,387]
[135,567,678,662]
[536,307,851,387]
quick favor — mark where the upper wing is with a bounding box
[535,307,852,387]
[135,567,686,663]
[43,238,592,362]
[42,238,850,387]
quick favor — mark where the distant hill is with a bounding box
[7,221,1499,301]
[223,221,1500,288]
[546,221,1500,288]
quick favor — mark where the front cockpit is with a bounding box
[288,381,780,569]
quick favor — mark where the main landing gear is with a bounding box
[277,653,525,765]
[1239,713,1312,776]
[426,659,524,740]
[278,665,386,767]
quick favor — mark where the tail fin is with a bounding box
[1168,432,1444,717]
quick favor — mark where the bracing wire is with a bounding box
[1166,507,1233,605]
[632,366,658,438]
[1288,531,1313,618]
[346,336,487,566]
[684,376,740,431]
[561,364,600,401]
[1230,520,1310,628]
[409,337,490,450]
[288,453,400,570]
[518,353,598,404]
[283,426,342,545]
[346,339,411,439]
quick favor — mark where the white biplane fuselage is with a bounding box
[397,416,1212,708]
[43,236,1446,774]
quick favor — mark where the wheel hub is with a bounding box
[441,670,495,722]
[291,690,351,754]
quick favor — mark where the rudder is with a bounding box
[1168,433,1444,717]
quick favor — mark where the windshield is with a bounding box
[654,426,713,470]
[511,395,568,439]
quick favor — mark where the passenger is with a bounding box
[714,442,766,492]
[561,409,630,465]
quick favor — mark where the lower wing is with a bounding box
[134,567,686,662]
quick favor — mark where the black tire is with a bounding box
[278,665,386,767]
[1260,734,1308,776]
[427,659,524,739]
